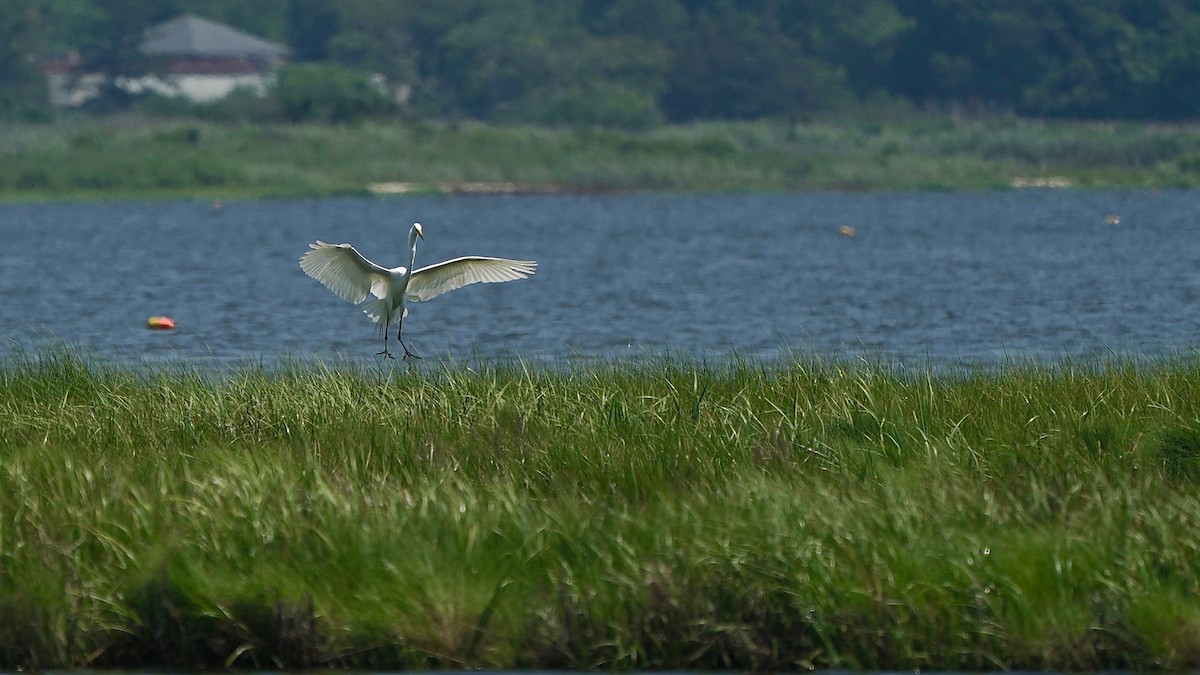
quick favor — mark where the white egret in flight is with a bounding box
[300,222,536,359]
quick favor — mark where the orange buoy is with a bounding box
[147,316,176,330]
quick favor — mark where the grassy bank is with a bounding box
[3,351,1200,669]
[4,113,1200,201]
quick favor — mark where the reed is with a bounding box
[2,350,1200,669]
[3,114,1200,201]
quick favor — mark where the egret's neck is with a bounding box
[407,234,420,268]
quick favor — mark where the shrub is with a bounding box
[198,86,285,123]
[1177,153,1200,174]
[0,69,51,122]
[527,83,663,131]
[272,64,396,124]
[15,169,51,190]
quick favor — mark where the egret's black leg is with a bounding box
[397,315,421,360]
[377,315,394,358]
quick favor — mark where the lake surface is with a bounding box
[1,190,1198,369]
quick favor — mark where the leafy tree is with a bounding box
[773,0,911,97]
[582,0,688,39]
[888,1,1062,112]
[29,0,104,51]
[327,1,421,87]
[0,0,50,119]
[329,0,482,116]
[1030,0,1200,119]
[174,0,292,43]
[434,1,584,118]
[75,0,178,74]
[887,0,1200,120]
[273,62,395,123]
[14,0,1200,123]
[288,0,338,61]
[662,0,847,121]
[331,0,672,125]
[1153,6,1200,119]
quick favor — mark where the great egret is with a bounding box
[300,222,536,359]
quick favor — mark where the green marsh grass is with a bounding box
[5,113,1200,200]
[3,351,1200,669]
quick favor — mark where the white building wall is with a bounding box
[46,73,106,107]
[47,73,274,107]
[117,74,274,102]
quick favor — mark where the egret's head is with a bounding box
[412,222,424,239]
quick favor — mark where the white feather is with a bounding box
[407,256,537,302]
[299,223,535,358]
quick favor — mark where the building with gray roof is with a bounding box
[140,14,290,65]
[43,13,291,105]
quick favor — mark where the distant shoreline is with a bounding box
[2,114,1200,202]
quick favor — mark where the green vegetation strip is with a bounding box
[5,114,1200,201]
[4,351,1200,669]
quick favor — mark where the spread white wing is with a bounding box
[406,257,537,302]
[299,241,392,304]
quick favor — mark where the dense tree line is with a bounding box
[4,0,1200,125]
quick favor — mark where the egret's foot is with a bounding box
[400,342,422,360]
[377,348,395,359]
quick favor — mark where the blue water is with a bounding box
[1,190,1198,368]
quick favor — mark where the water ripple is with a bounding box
[1,190,1197,368]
